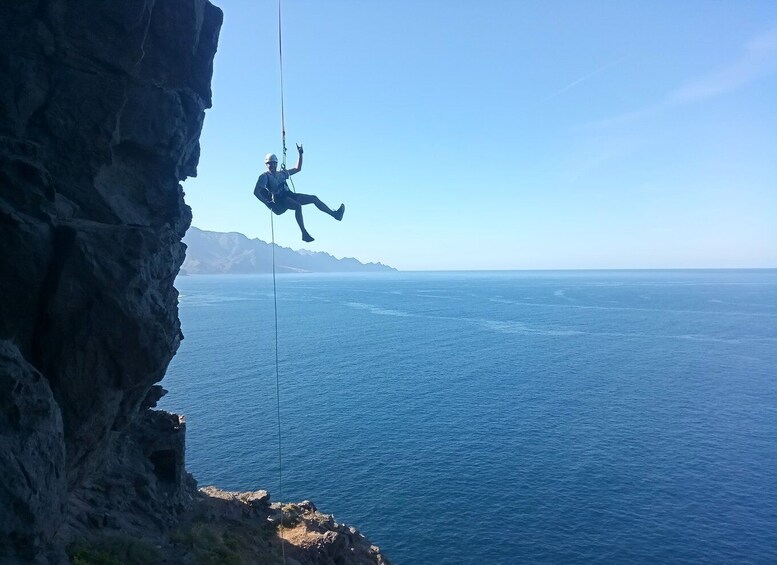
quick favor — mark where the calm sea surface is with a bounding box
[160,270,777,564]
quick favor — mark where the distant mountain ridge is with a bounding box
[181,227,396,274]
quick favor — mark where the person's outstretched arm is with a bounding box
[287,143,303,175]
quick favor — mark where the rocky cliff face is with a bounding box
[1,0,220,560]
[1,2,387,563]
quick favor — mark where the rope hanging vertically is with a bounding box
[270,213,285,564]
[273,1,287,562]
[278,0,287,169]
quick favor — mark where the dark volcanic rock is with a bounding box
[0,341,65,562]
[0,0,222,560]
[65,409,194,543]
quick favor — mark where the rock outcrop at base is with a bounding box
[179,487,389,565]
[0,2,388,563]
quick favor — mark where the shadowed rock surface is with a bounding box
[0,2,388,563]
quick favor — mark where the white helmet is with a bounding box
[264,153,278,164]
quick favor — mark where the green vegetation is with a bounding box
[171,522,241,564]
[68,537,161,565]
[170,518,280,565]
[67,518,281,564]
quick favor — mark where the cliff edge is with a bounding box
[0,2,387,563]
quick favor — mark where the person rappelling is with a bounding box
[253,144,345,242]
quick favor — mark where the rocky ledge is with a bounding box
[0,1,387,563]
[68,485,388,565]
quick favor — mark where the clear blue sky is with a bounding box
[185,0,777,271]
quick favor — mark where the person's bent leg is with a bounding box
[294,193,344,220]
[280,195,314,242]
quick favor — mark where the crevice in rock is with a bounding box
[31,223,75,381]
[149,449,176,484]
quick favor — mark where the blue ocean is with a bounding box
[160,270,777,564]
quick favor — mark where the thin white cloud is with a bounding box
[586,23,777,129]
[545,56,630,101]
[668,25,777,104]
[746,23,777,53]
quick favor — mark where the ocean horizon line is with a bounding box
[179,266,777,275]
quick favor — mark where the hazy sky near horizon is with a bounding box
[184,0,777,271]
